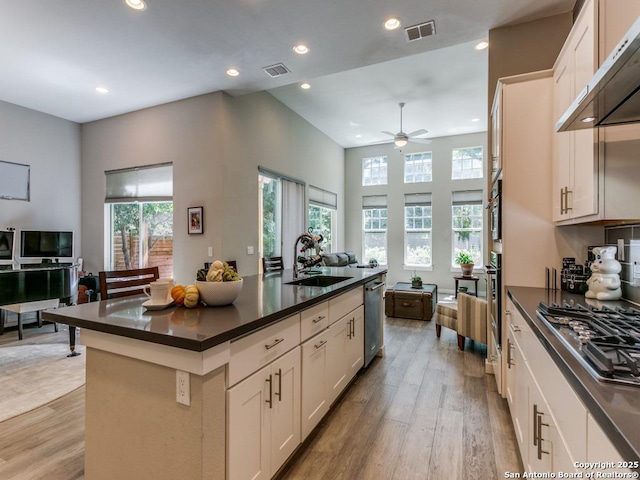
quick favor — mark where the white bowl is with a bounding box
[196,279,243,306]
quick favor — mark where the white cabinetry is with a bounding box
[552,0,640,224]
[504,298,581,474]
[227,347,301,480]
[301,327,330,438]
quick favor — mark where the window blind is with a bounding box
[404,193,432,206]
[362,195,387,208]
[105,163,173,203]
[309,185,337,209]
[451,190,482,205]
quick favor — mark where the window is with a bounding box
[308,185,337,253]
[105,163,173,277]
[404,193,432,267]
[451,190,483,266]
[258,168,305,269]
[362,156,388,186]
[363,195,387,264]
[404,151,432,183]
[452,146,484,180]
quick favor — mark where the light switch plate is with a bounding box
[617,239,625,261]
[247,246,254,255]
[208,246,213,257]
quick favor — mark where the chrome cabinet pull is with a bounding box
[314,340,327,349]
[506,338,513,368]
[265,338,284,350]
[511,324,521,333]
[274,368,282,401]
[565,187,573,212]
[312,315,325,324]
[265,374,273,408]
[534,404,550,459]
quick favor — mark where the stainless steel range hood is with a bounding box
[556,16,640,132]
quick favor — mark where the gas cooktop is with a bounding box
[537,302,640,387]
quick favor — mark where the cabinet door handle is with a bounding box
[565,187,573,212]
[265,338,284,350]
[533,403,539,446]
[314,339,327,349]
[505,309,511,316]
[312,315,325,324]
[510,324,521,333]
[560,187,565,214]
[274,368,282,402]
[506,338,513,368]
[265,374,273,409]
[534,404,550,459]
[351,318,355,338]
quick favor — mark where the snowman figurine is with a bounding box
[585,246,622,301]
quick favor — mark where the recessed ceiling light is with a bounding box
[383,17,402,31]
[124,0,147,11]
[293,44,309,55]
[300,83,311,90]
[475,41,489,50]
[355,134,362,139]
[226,68,239,77]
[94,86,109,94]
[471,118,480,122]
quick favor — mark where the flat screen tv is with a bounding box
[0,230,14,262]
[20,230,74,259]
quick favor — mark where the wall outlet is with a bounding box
[208,246,213,257]
[176,370,190,406]
[247,246,254,255]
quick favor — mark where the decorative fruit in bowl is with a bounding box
[196,278,243,306]
[195,260,243,306]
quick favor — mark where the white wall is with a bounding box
[345,132,488,293]
[81,91,344,283]
[0,100,82,261]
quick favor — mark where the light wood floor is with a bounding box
[0,317,522,480]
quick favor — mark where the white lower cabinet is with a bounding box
[301,328,330,439]
[227,347,301,480]
[346,305,364,379]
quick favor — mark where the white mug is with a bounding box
[144,281,171,304]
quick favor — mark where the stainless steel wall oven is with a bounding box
[489,179,502,241]
[486,250,502,347]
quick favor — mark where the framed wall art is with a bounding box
[188,206,203,234]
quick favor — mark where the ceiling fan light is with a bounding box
[395,138,408,147]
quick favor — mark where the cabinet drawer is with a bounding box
[329,288,363,325]
[300,302,329,342]
[228,314,300,387]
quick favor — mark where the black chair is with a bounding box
[204,260,238,273]
[262,256,284,272]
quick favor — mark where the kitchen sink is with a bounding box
[286,275,352,287]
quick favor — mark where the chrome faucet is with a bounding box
[293,232,323,278]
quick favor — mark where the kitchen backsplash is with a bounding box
[605,224,640,305]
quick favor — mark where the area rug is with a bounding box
[0,342,86,423]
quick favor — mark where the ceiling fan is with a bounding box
[381,102,431,148]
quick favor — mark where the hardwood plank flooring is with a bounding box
[0,316,523,479]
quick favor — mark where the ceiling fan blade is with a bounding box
[407,129,428,137]
[410,138,432,144]
[381,131,396,137]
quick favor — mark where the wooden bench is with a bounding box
[0,299,60,340]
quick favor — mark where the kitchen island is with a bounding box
[44,266,385,480]
[506,286,640,469]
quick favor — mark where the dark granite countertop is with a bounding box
[44,267,385,352]
[507,286,640,463]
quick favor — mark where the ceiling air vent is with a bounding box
[405,20,436,42]
[263,63,290,78]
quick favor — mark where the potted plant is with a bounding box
[411,272,423,288]
[455,251,475,277]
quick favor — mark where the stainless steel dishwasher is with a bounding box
[364,274,385,367]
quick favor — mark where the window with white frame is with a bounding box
[258,168,305,269]
[362,156,388,186]
[362,195,387,264]
[105,163,173,276]
[404,193,432,267]
[308,185,337,253]
[452,146,484,180]
[451,190,483,266]
[404,151,432,183]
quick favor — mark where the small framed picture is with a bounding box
[188,206,204,235]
